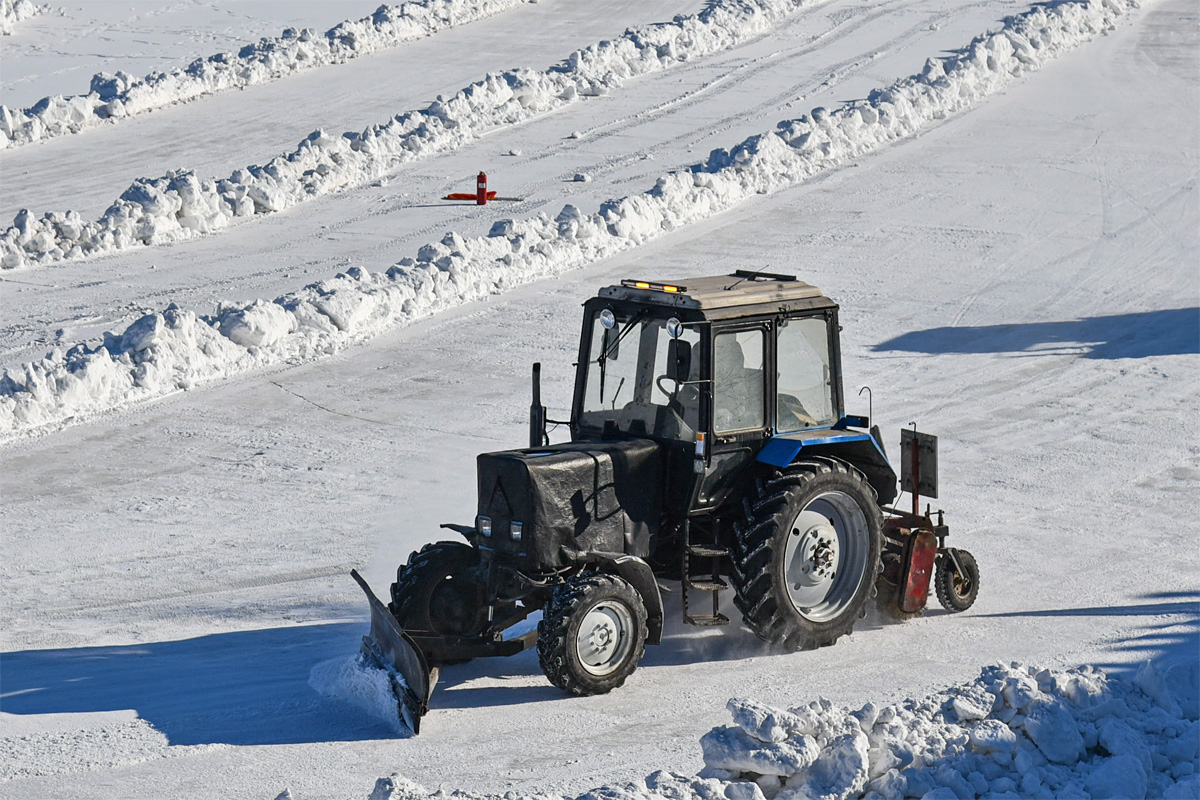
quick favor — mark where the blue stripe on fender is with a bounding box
[757,431,874,468]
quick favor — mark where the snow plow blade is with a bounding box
[350,569,437,734]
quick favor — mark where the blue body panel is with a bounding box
[757,424,897,505]
[758,429,879,467]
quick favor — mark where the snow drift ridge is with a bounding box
[0,0,824,269]
[0,0,50,36]
[0,0,532,149]
[0,0,1142,439]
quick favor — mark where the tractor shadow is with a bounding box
[872,307,1199,359]
[430,648,568,710]
[0,622,401,746]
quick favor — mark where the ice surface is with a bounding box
[0,0,826,268]
[0,0,1142,439]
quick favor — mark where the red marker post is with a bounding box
[476,171,488,205]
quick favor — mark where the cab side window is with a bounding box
[776,316,835,430]
[713,330,765,432]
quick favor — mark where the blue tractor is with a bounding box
[353,271,980,732]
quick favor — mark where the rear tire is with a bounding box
[935,548,979,612]
[732,459,883,650]
[537,573,647,696]
[389,541,485,638]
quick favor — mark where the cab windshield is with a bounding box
[578,309,701,441]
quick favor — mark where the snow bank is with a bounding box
[0,0,531,149]
[0,0,1141,438]
[0,0,823,269]
[355,660,1199,800]
[0,0,50,35]
[696,660,1199,800]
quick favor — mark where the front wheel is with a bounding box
[389,541,485,638]
[537,573,647,696]
[732,459,882,650]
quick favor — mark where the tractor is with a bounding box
[352,271,980,732]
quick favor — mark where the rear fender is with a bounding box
[758,430,897,506]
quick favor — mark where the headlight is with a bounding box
[477,515,492,537]
[510,521,523,541]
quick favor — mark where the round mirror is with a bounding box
[666,317,683,339]
[600,308,616,329]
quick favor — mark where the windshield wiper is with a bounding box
[597,309,648,403]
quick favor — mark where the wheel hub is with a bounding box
[576,601,634,676]
[789,521,841,593]
[782,491,871,622]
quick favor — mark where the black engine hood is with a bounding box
[476,439,664,569]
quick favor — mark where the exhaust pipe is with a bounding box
[529,362,547,448]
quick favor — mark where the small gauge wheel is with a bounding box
[934,548,979,612]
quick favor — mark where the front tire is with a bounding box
[389,541,485,637]
[537,573,647,696]
[732,459,883,650]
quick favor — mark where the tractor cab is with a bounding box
[567,271,891,518]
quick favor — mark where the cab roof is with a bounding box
[595,270,835,316]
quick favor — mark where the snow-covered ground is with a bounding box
[1,0,1197,798]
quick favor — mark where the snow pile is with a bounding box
[0,0,530,148]
[0,0,50,35]
[0,0,1141,437]
[698,660,1200,800]
[0,0,823,268]
[355,660,1199,800]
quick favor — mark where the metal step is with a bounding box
[686,543,729,558]
[684,612,730,626]
[683,577,729,592]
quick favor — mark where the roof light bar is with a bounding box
[621,279,688,294]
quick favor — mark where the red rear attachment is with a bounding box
[900,529,937,613]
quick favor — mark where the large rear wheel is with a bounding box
[732,459,882,650]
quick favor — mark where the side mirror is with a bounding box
[666,339,692,382]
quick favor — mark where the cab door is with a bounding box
[694,320,772,510]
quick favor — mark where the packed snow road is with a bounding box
[1,2,1196,797]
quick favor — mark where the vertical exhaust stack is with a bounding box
[530,362,547,448]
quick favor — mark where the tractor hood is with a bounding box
[476,439,663,569]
